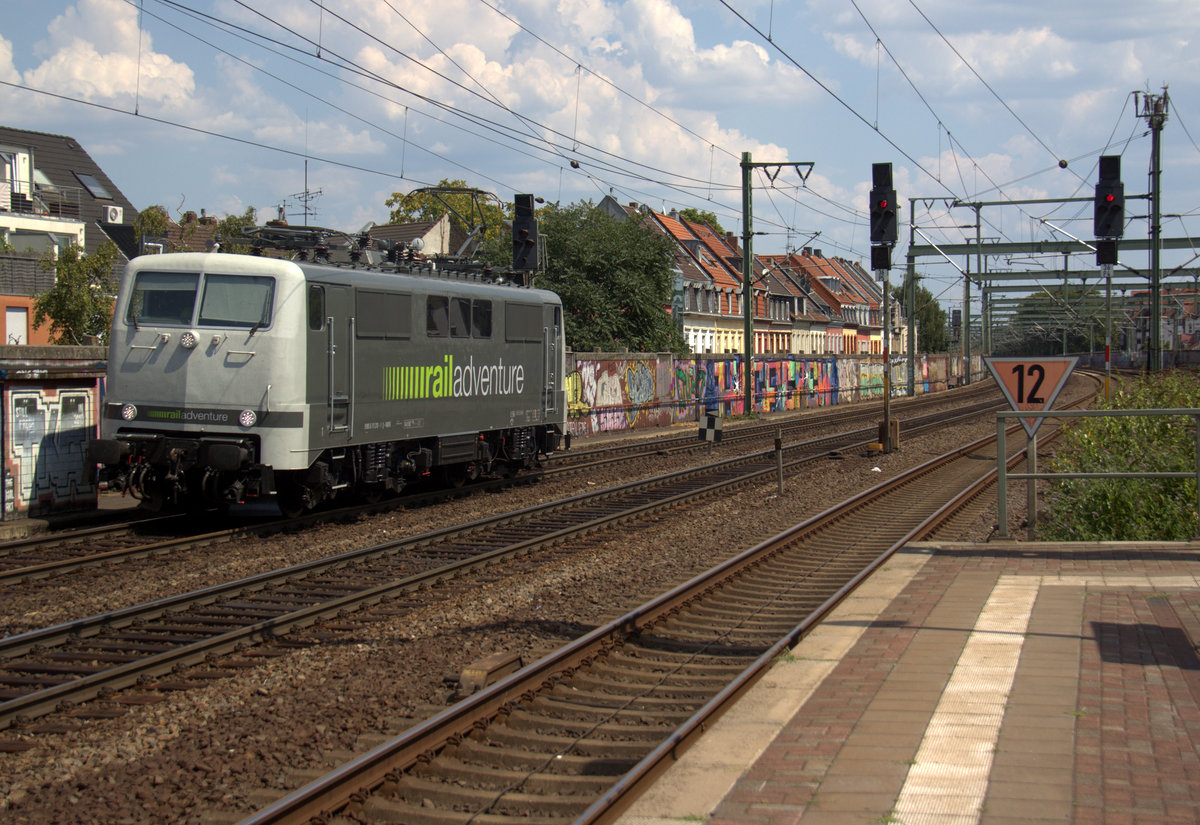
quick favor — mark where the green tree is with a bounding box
[386,179,509,255]
[134,204,170,243]
[215,206,258,254]
[893,279,948,353]
[33,241,119,345]
[677,207,725,235]
[534,201,687,354]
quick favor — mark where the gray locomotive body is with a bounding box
[91,252,566,515]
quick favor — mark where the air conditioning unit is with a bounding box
[104,205,124,223]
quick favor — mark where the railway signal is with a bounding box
[869,163,898,246]
[512,193,539,271]
[870,162,900,453]
[1093,155,1124,239]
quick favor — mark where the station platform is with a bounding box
[617,540,1200,825]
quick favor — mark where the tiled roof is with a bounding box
[654,211,742,291]
[827,257,879,310]
[792,250,869,317]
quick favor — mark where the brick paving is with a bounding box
[705,542,1200,825]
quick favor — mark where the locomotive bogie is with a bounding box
[91,252,566,515]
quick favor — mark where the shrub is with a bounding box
[1041,371,1200,541]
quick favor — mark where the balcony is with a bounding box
[1,179,84,220]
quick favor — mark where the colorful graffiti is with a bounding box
[566,358,679,436]
[4,384,97,514]
[567,352,949,438]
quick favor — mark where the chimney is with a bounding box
[669,209,679,220]
[725,231,737,248]
[815,249,823,258]
[802,247,813,256]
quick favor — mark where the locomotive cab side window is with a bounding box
[126,271,199,325]
[198,274,274,328]
[308,285,326,330]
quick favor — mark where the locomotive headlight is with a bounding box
[239,409,257,427]
[180,331,198,350]
[120,403,138,421]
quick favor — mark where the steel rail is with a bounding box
[0,398,1007,731]
[234,408,1081,825]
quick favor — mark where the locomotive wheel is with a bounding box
[439,466,469,488]
[356,484,384,504]
[138,491,167,513]
[275,474,307,519]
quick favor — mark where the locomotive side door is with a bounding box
[543,304,561,416]
[308,283,354,437]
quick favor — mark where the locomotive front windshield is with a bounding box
[127,270,275,328]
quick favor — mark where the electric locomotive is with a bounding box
[89,250,566,515]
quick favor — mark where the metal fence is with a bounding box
[996,408,1200,540]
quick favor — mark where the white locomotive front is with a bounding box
[92,253,310,510]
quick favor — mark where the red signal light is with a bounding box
[878,199,889,209]
[1104,194,1116,203]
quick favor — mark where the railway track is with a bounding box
[548,381,1000,472]
[0,393,1013,731]
[0,386,1000,587]
[233,398,1086,825]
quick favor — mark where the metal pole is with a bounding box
[1062,256,1069,356]
[881,266,891,450]
[906,205,917,396]
[776,427,784,496]
[963,257,971,384]
[1145,91,1168,371]
[1026,431,1037,541]
[740,152,754,415]
[1104,262,1113,398]
[974,204,983,365]
[997,420,1008,539]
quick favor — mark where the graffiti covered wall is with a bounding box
[567,351,960,438]
[566,355,684,436]
[4,381,99,516]
[568,353,849,436]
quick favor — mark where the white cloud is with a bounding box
[24,0,196,110]
[0,34,18,83]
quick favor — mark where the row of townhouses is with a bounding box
[0,123,906,356]
[596,197,904,357]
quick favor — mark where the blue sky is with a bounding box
[3,0,1199,314]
